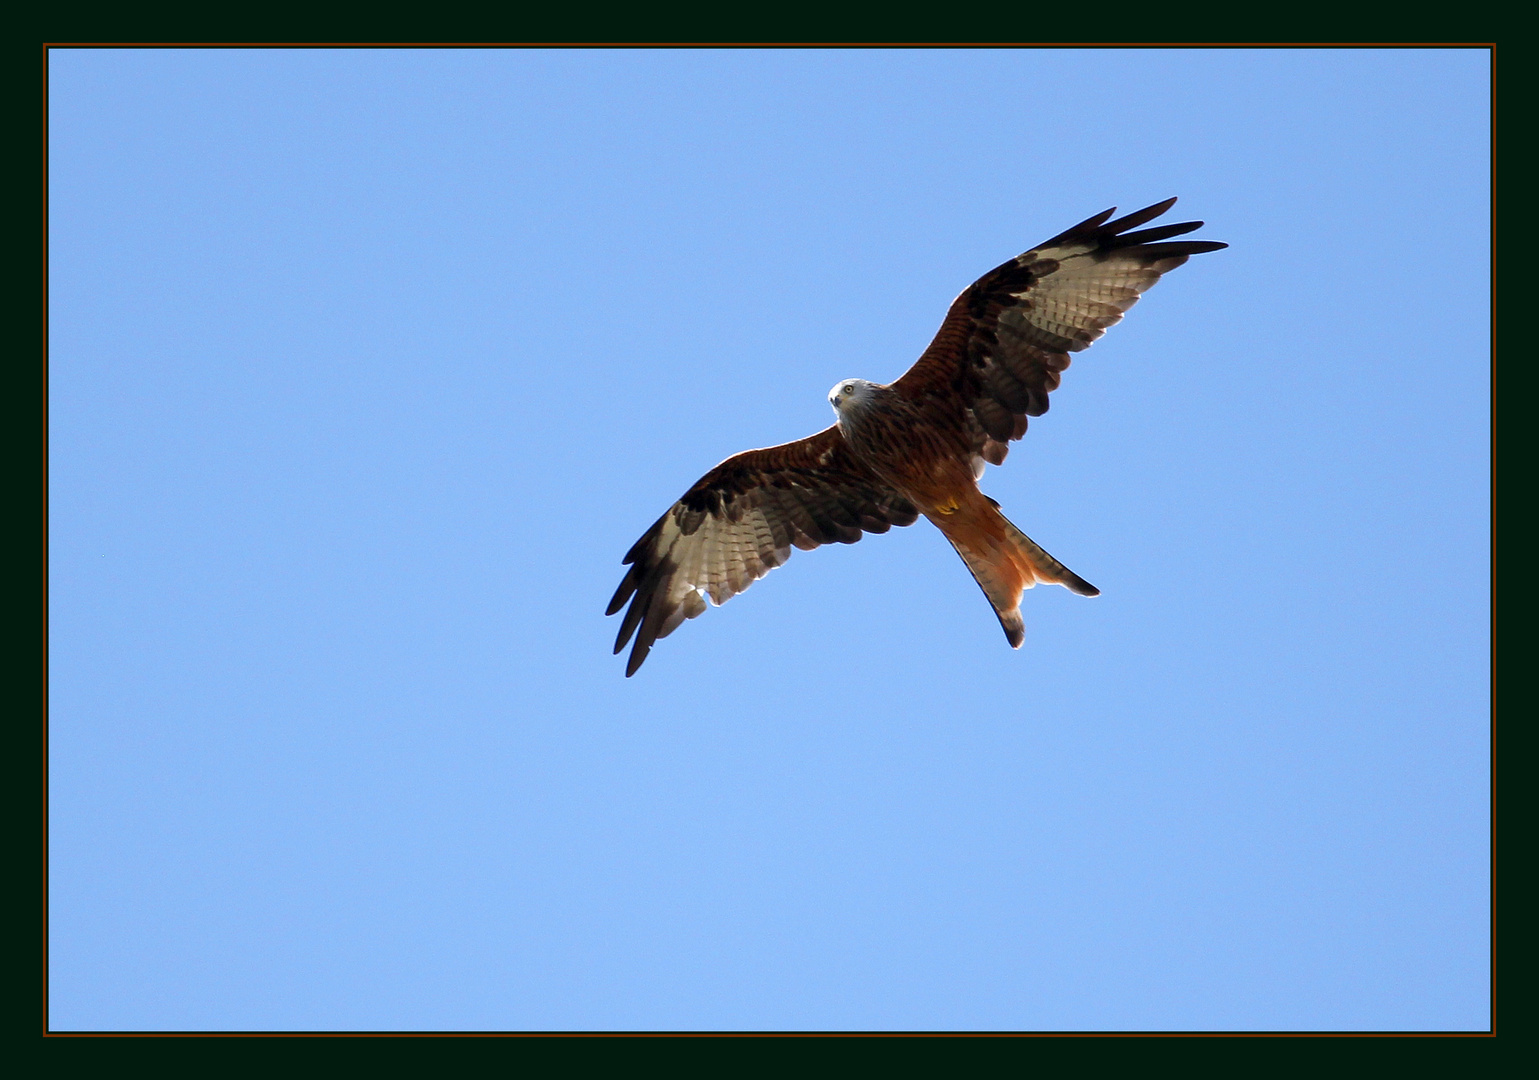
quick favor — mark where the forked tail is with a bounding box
[930,494,1098,648]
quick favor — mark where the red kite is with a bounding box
[608,198,1225,675]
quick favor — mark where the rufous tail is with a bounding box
[928,493,1098,648]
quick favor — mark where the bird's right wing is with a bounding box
[607,425,918,676]
[893,197,1227,467]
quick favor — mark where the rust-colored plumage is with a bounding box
[608,198,1226,675]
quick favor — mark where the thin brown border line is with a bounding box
[45,1030,1496,1037]
[39,41,1495,1040]
[1487,40,1496,1037]
[42,37,51,1043]
[39,42,1500,48]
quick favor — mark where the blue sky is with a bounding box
[48,48,1489,1032]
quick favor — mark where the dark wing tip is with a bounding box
[1133,240,1230,260]
[1100,196,1179,234]
[1048,198,1234,259]
[605,570,638,617]
[1078,205,1118,231]
[612,575,653,654]
[624,642,649,677]
[1035,197,1194,251]
[1106,220,1205,247]
[1036,205,1117,248]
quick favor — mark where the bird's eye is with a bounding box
[843,385,853,395]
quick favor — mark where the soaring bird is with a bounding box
[607,198,1226,675]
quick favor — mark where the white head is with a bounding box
[828,378,877,416]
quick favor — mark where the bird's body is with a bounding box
[829,376,1098,648]
[608,198,1225,675]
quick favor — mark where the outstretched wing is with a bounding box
[607,425,918,676]
[893,197,1227,467]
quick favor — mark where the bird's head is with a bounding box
[828,378,876,415]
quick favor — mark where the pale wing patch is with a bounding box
[653,509,792,641]
[1005,245,1182,353]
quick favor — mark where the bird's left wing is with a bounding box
[893,197,1227,468]
[607,425,917,676]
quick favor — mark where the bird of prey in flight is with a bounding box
[607,198,1226,675]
